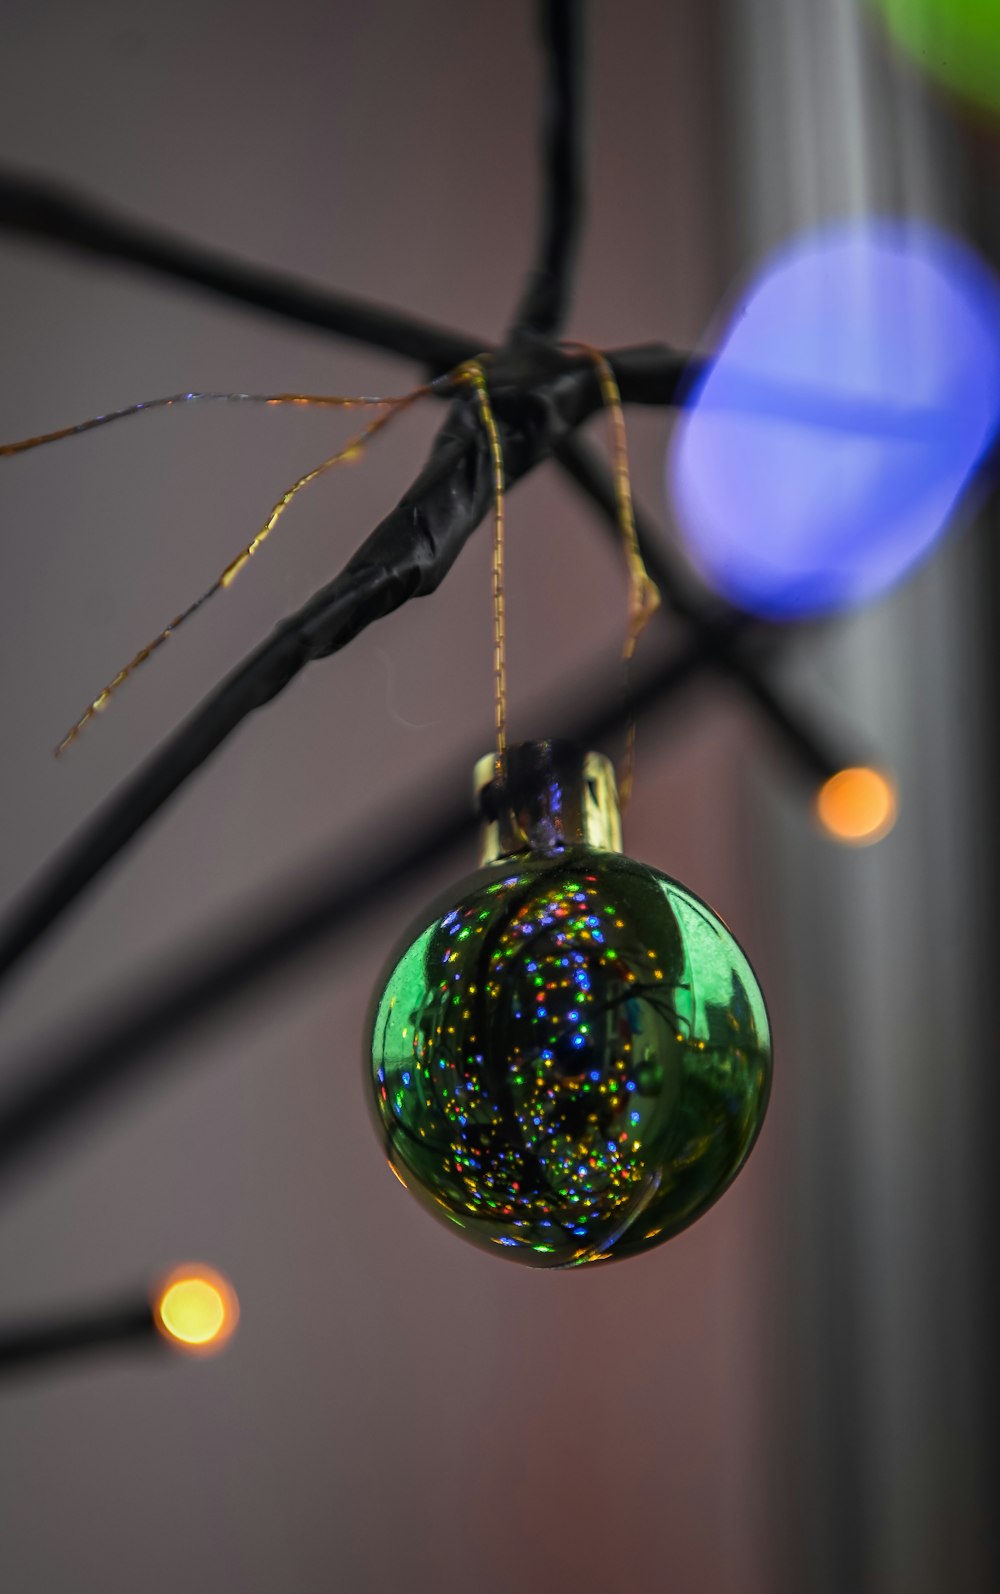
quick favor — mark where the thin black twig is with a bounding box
[553,434,844,781]
[509,0,584,340]
[0,170,479,375]
[0,1297,155,1379]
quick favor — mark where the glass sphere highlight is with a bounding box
[366,847,771,1268]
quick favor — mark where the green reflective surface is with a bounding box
[366,848,771,1267]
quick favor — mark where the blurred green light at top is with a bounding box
[869,0,1000,116]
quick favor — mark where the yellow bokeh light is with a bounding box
[816,766,897,846]
[153,1265,239,1356]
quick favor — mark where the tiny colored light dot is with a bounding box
[817,766,897,846]
[154,1266,238,1355]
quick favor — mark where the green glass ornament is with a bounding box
[365,743,771,1267]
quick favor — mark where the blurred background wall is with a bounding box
[725,3,998,1591]
[0,3,995,1591]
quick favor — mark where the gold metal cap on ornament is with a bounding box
[473,740,623,865]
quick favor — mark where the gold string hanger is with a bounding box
[561,342,661,807]
[456,359,508,760]
[458,347,661,805]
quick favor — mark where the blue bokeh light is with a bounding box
[668,221,1000,619]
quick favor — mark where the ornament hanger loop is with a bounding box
[456,358,509,761]
[561,343,662,806]
[457,347,661,804]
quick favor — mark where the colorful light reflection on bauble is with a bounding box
[669,221,1000,619]
[365,743,771,1268]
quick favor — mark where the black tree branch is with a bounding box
[0,161,846,790]
[0,167,861,802]
[0,344,703,993]
[553,434,843,781]
[0,1297,155,1379]
[509,0,584,340]
[0,169,481,375]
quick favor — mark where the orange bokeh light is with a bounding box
[816,766,897,846]
[153,1265,239,1356]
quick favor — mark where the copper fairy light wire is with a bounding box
[459,360,509,759]
[54,398,428,754]
[0,381,442,753]
[0,389,425,459]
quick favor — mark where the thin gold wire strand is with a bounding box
[1,387,442,459]
[561,343,661,807]
[459,360,508,759]
[55,389,429,756]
